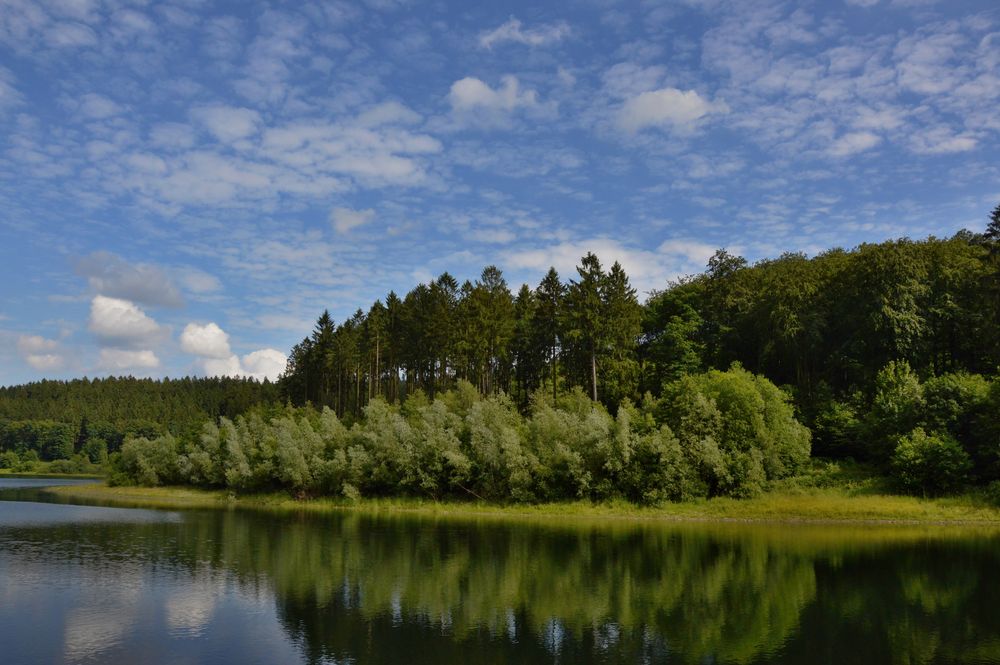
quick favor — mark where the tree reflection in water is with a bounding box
[3,498,1000,665]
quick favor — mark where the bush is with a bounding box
[866,360,923,460]
[890,428,972,496]
[659,366,811,498]
[811,399,863,459]
[0,450,18,470]
[118,435,180,486]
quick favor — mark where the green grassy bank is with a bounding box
[45,477,1000,526]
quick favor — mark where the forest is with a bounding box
[4,206,1000,501]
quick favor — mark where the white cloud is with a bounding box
[191,105,262,143]
[17,335,64,371]
[88,295,162,345]
[17,334,58,355]
[479,17,570,49]
[829,131,882,157]
[909,127,978,154]
[180,320,287,381]
[203,354,243,378]
[75,252,184,307]
[98,349,160,371]
[24,353,64,371]
[330,207,375,234]
[240,349,287,381]
[150,122,197,150]
[617,88,724,133]
[180,322,231,359]
[449,75,537,112]
[202,349,287,381]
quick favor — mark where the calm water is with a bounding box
[1,478,999,664]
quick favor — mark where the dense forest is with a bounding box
[0,377,280,470]
[4,207,1000,501]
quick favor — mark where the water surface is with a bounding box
[1,477,999,664]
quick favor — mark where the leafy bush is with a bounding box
[866,361,923,460]
[812,400,863,459]
[659,366,811,498]
[890,428,972,496]
[117,435,180,486]
[0,450,18,469]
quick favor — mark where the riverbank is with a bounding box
[0,471,104,480]
[45,480,1000,526]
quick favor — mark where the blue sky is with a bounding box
[1,0,998,385]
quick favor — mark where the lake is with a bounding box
[1,477,999,664]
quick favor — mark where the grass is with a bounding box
[0,469,104,479]
[43,460,1000,526]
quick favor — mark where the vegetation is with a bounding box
[109,368,809,504]
[5,214,1000,505]
[0,376,280,460]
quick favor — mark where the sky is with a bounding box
[0,0,998,386]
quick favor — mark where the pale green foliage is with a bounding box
[113,370,813,505]
[118,435,179,486]
[891,428,972,496]
[525,389,605,499]
[466,394,535,501]
[411,400,470,495]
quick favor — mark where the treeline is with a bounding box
[114,368,810,503]
[0,376,280,463]
[281,256,643,415]
[281,227,1000,423]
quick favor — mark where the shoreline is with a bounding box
[42,481,1000,527]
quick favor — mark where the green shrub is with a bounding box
[866,360,923,460]
[890,428,972,496]
[0,450,18,469]
[119,435,180,486]
[659,366,810,498]
[812,400,863,459]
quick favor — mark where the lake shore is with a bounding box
[44,481,1000,526]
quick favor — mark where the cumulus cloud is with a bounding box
[240,348,287,381]
[98,348,160,371]
[330,207,376,234]
[202,349,287,381]
[479,17,570,49]
[17,334,64,371]
[181,321,287,381]
[74,251,184,307]
[617,88,725,133]
[449,76,537,112]
[180,322,232,359]
[191,105,262,143]
[88,295,163,345]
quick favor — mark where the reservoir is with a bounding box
[1,477,998,664]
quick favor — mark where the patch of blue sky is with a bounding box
[0,0,997,383]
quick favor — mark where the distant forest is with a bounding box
[3,206,1000,500]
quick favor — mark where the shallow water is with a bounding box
[1,477,999,664]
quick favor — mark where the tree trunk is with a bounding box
[551,342,557,402]
[590,350,598,402]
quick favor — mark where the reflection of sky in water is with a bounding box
[1,486,998,665]
[0,501,301,665]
